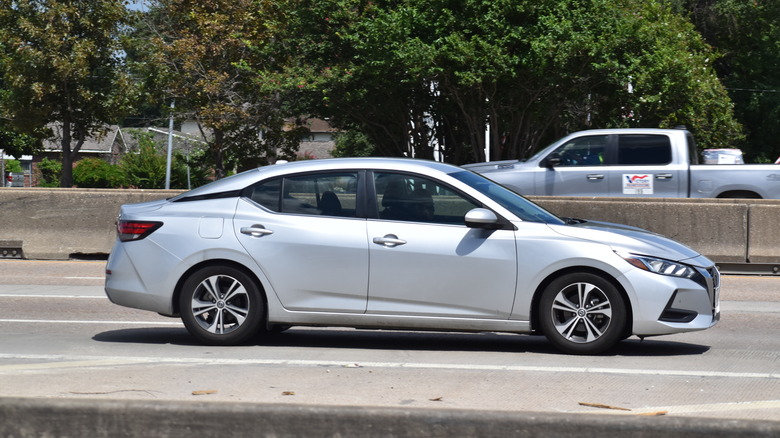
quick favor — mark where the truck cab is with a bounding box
[465,128,696,197]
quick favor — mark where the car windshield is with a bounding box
[451,171,565,224]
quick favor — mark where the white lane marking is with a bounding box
[0,353,778,380]
[578,400,780,415]
[65,277,105,280]
[0,319,182,325]
[0,295,106,299]
[0,359,139,372]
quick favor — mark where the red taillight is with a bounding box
[117,221,163,242]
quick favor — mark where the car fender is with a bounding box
[175,247,284,315]
[508,225,636,322]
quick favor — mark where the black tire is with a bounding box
[539,272,627,354]
[257,324,292,336]
[179,265,264,346]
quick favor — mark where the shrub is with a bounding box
[73,157,124,188]
[36,158,61,188]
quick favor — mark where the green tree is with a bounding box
[267,0,741,162]
[36,157,61,188]
[119,132,169,189]
[73,157,124,188]
[0,124,40,159]
[331,130,377,158]
[0,0,135,187]
[136,0,307,178]
[120,131,206,189]
[678,0,780,161]
[3,158,22,173]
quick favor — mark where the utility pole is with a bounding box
[165,100,174,189]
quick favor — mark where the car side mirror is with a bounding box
[545,155,562,169]
[464,208,502,229]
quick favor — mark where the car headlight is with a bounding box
[617,252,698,279]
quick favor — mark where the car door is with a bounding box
[367,172,517,318]
[607,134,683,197]
[533,134,610,196]
[234,171,370,313]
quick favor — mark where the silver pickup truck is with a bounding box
[464,128,780,199]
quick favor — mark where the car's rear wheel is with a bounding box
[539,272,626,354]
[179,266,264,346]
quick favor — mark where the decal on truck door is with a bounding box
[623,174,653,194]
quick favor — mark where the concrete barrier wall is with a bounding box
[0,188,182,260]
[1,397,779,437]
[1,189,779,265]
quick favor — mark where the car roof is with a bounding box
[171,157,464,199]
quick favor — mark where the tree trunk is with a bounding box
[59,120,73,188]
[58,120,86,187]
[213,129,225,180]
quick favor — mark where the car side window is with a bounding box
[549,135,607,166]
[616,134,672,165]
[248,177,282,212]
[374,172,479,225]
[246,172,358,217]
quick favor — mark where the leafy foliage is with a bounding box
[119,131,208,189]
[3,158,22,174]
[4,0,777,177]
[135,0,308,177]
[73,157,125,188]
[678,0,780,161]
[0,125,40,158]
[331,130,377,158]
[0,0,135,186]
[36,158,62,188]
[261,0,741,162]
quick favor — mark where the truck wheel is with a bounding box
[539,273,626,354]
[179,265,264,346]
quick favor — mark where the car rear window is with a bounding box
[245,173,359,218]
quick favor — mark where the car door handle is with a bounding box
[240,225,274,237]
[656,173,673,180]
[586,174,605,180]
[372,234,407,248]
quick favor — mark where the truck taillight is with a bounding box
[117,221,163,242]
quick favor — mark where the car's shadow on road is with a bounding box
[93,327,710,357]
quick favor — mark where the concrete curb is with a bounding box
[1,397,778,437]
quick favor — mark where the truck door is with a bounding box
[606,134,682,197]
[533,135,609,196]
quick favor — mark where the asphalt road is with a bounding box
[0,259,779,422]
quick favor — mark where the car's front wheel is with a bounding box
[179,266,264,346]
[539,273,627,354]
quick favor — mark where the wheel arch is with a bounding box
[716,190,762,199]
[530,266,633,338]
[172,259,268,317]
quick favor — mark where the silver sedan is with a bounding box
[105,158,720,354]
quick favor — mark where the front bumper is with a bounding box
[623,265,720,336]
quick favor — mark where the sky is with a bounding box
[127,1,148,12]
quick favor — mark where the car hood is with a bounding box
[549,219,709,267]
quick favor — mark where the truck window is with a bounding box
[616,135,672,165]
[686,132,699,165]
[550,135,607,166]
